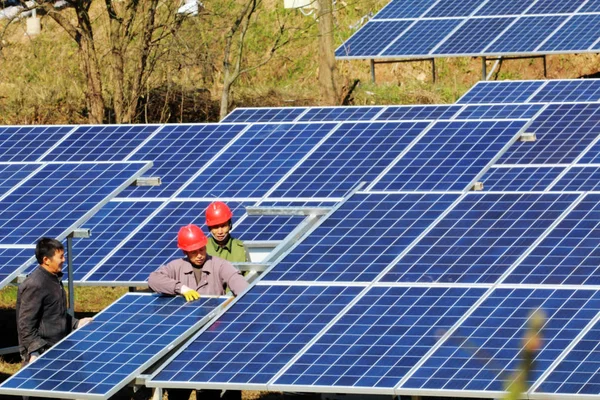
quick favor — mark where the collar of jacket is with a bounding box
[38,265,64,280]
[209,235,233,252]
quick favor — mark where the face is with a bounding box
[43,250,65,274]
[185,246,207,266]
[209,222,231,242]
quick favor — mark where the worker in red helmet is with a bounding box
[205,201,250,262]
[148,224,249,301]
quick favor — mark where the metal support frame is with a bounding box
[66,229,91,316]
[482,55,548,81]
[245,206,331,216]
[369,58,437,84]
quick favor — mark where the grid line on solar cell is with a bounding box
[0,294,224,399]
[380,193,579,284]
[335,20,413,57]
[485,16,567,54]
[499,103,600,164]
[149,285,363,387]
[400,288,600,393]
[526,0,586,15]
[272,286,485,390]
[474,0,533,16]
[549,166,600,191]
[381,18,461,56]
[479,166,565,191]
[529,80,600,103]
[178,123,337,198]
[264,192,460,283]
[456,104,545,120]
[373,0,439,19]
[424,0,487,17]
[221,108,306,123]
[377,105,461,121]
[0,162,151,246]
[504,193,600,285]
[370,120,526,191]
[0,248,35,290]
[457,81,546,104]
[267,121,429,198]
[0,164,43,198]
[298,107,385,122]
[0,126,73,162]
[433,17,515,55]
[538,14,600,52]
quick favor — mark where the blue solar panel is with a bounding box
[40,125,160,162]
[371,120,526,191]
[120,124,246,198]
[377,105,461,121]
[457,81,545,104]
[0,126,72,162]
[178,123,335,198]
[526,0,586,14]
[0,247,35,289]
[540,14,600,52]
[381,193,578,284]
[479,166,564,191]
[221,108,305,123]
[434,18,516,55]
[381,19,462,57]
[579,142,600,163]
[0,163,41,197]
[550,167,600,191]
[373,0,438,19]
[475,0,533,16]
[0,162,150,246]
[498,103,600,164]
[486,16,567,53]
[456,104,544,119]
[402,288,600,393]
[335,21,412,57]
[265,192,459,283]
[0,293,224,399]
[149,284,362,387]
[505,193,600,285]
[529,79,600,102]
[273,287,485,390]
[268,122,429,198]
[535,319,600,395]
[424,0,485,17]
[580,0,600,12]
[298,107,384,122]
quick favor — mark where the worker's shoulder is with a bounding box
[231,237,246,248]
[19,268,46,290]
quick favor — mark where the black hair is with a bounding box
[35,237,64,265]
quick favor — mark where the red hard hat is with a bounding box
[177,224,207,251]
[206,201,233,227]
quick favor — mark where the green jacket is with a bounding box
[207,236,250,263]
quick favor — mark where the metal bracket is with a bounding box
[231,262,270,272]
[245,206,331,216]
[471,182,484,191]
[131,177,161,186]
[519,132,537,142]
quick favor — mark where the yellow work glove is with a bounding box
[180,285,200,302]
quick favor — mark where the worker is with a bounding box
[205,201,250,263]
[17,238,93,365]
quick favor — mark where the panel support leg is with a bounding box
[431,58,436,83]
[370,59,376,83]
[543,55,547,78]
[482,57,487,81]
[67,235,75,316]
[152,387,163,400]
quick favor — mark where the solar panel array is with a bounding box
[336,0,600,59]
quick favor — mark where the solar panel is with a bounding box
[579,142,600,163]
[457,81,545,104]
[474,0,532,16]
[221,108,305,123]
[0,126,73,162]
[178,123,336,198]
[381,19,462,57]
[0,247,35,289]
[380,193,578,284]
[478,166,564,191]
[539,14,600,52]
[401,288,600,394]
[498,103,600,164]
[373,0,438,19]
[377,105,461,121]
[485,16,567,53]
[148,284,362,388]
[370,120,526,191]
[504,193,600,285]
[423,0,485,17]
[456,104,544,119]
[580,0,600,12]
[0,162,151,246]
[0,293,225,399]
[122,124,247,198]
[298,107,385,122]
[0,163,41,197]
[39,125,160,162]
[268,121,429,198]
[434,18,516,56]
[529,79,600,103]
[264,192,459,283]
[526,0,586,14]
[272,286,485,391]
[549,166,600,191]
[335,21,412,57]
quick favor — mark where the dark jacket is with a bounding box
[16,266,78,360]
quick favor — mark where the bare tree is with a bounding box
[317,0,338,104]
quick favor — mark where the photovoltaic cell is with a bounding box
[381,193,578,284]
[580,0,600,12]
[475,0,533,16]
[0,163,40,197]
[221,108,305,123]
[0,126,72,162]
[40,125,160,162]
[373,0,438,19]
[550,167,600,191]
[0,247,35,289]
[434,18,515,55]
[298,107,384,122]
[526,0,586,14]
[178,123,335,198]
[381,19,462,57]
[149,285,362,387]
[456,104,544,120]
[485,16,567,53]
[504,193,600,285]
[402,288,600,393]
[424,0,485,17]
[579,142,600,163]
[264,192,459,283]
[377,105,461,121]
[335,21,412,57]
[273,287,485,390]
[529,79,600,103]
[0,294,224,399]
[0,162,150,246]
[371,120,526,191]
[478,166,564,191]
[498,103,600,164]
[540,14,600,52]
[123,124,247,198]
[535,319,600,395]
[268,122,429,198]
[457,81,545,104]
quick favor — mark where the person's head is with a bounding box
[177,224,208,266]
[205,201,233,243]
[35,237,65,274]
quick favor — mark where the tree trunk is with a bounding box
[317,0,338,105]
